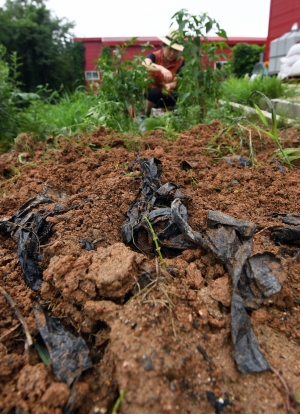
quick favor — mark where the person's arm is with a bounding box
[162,60,184,92]
[142,58,173,83]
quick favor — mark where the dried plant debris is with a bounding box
[34,304,91,386]
[123,157,286,374]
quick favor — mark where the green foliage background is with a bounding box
[231,43,265,78]
[0,0,85,92]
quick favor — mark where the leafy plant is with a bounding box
[85,101,126,131]
[142,112,178,140]
[171,9,228,121]
[96,39,153,119]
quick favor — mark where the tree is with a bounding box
[0,45,23,151]
[231,43,265,78]
[0,0,85,92]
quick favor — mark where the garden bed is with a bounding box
[0,122,300,414]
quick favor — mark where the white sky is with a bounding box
[0,0,271,38]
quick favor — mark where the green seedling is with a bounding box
[144,216,166,270]
[35,342,51,366]
[112,389,126,414]
[123,171,135,177]
[277,147,300,165]
[187,170,198,188]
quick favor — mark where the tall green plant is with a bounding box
[171,9,227,121]
[96,39,153,118]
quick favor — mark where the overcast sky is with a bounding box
[0,0,271,38]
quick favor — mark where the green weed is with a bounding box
[208,91,298,168]
[35,342,51,367]
[112,389,126,414]
[144,216,167,270]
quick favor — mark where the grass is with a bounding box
[207,91,300,168]
[220,75,292,107]
[20,88,100,139]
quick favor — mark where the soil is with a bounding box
[0,121,300,414]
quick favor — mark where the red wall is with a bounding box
[266,0,300,60]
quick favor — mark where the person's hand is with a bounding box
[164,83,173,92]
[160,67,173,83]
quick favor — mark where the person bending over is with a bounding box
[142,28,184,117]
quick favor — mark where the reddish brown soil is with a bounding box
[0,122,300,414]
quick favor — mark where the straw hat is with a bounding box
[158,28,184,52]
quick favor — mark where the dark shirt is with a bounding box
[147,53,185,74]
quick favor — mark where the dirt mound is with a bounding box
[0,123,300,414]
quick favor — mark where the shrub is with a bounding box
[231,43,265,77]
[0,46,22,151]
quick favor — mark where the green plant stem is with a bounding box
[144,216,167,270]
[112,389,126,414]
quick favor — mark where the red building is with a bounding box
[74,36,266,83]
[266,0,300,60]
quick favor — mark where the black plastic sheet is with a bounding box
[123,157,286,374]
[0,195,55,290]
[267,213,300,245]
[0,190,85,290]
[267,213,300,226]
[34,305,91,386]
[172,205,279,373]
[122,157,189,254]
[206,391,231,414]
[80,238,96,251]
[271,227,300,245]
[223,156,252,167]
